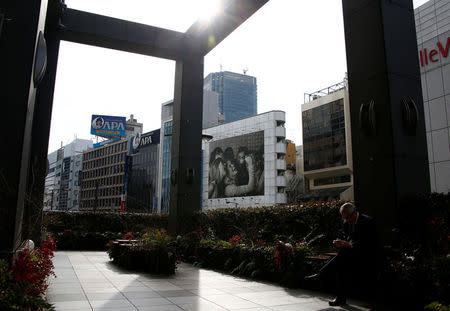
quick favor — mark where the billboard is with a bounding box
[208,131,264,199]
[130,129,160,153]
[91,115,126,137]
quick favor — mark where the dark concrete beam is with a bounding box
[60,8,189,60]
[186,0,269,56]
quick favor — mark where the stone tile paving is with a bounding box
[47,251,372,311]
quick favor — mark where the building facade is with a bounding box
[415,0,450,193]
[202,110,287,209]
[204,71,257,124]
[285,140,297,170]
[301,81,354,200]
[156,91,220,213]
[127,130,161,212]
[125,114,143,140]
[80,139,129,210]
[44,138,92,211]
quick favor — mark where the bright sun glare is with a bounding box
[197,0,223,23]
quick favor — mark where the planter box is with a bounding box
[108,241,178,274]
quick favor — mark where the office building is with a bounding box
[80,139,129,210]
[202,110,287,209]
[301,80,354,200]
[204,71,257,123]
[44,138,93,211]
[415,0,450,193]
[127,129,161,212]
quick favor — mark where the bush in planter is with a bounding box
[0,237,57,311]
[176,232,314,286]
[379,193,450,308]
[108,229,178,274]
[191,202,343,247]
[176,229,204,262]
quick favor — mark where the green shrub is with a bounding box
[108,229,178,274]
[190,201,343,247]
[43,211,168,234]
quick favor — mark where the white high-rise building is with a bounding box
[415,0,450,193]
[44,138,93,211]
[202,110,287,209]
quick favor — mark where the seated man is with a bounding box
[305,202,376,306]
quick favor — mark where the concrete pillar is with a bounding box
[342,0,430,244]
[169,56,204,234]
[0,0,49,257]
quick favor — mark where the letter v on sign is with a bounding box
[437,37,450,58]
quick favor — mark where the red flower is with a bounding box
[229,235,242,245]
[122,232,135,240]
[10,238,57,296]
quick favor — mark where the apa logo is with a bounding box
[419,37,449,67]
[140,135,153,146]
[103,121,125,131]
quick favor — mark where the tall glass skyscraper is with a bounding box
[204,71,257,123]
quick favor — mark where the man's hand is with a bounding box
[333,239,352,248]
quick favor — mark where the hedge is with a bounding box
[43,211,168,234]
[43,202,344,250]
[190,201,344,247]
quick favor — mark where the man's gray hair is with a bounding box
[340,202,356,214]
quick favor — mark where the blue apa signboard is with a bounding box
[130,129,160,152]
[91,115,126,137]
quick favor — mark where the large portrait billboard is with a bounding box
[91,115,126,137]
[208,131,264,199]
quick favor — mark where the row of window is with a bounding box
[81,197,121,209]
[83,141,128,161]
[81,186,123,199]
[81,175,124,189]
[83,152,126,170]
[313,175,351,187]
[82,164,124,180]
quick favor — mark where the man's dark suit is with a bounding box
[320,213,376,300]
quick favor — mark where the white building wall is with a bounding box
[202,110,287,210]
[44,139,93,210]
[415,0,450,193]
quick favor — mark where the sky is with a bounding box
[48,0,429,153]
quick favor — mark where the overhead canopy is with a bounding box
[57,0,270,60]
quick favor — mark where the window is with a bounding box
[314,175,351,187]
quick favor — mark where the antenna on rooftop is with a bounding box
[243,67,248,75]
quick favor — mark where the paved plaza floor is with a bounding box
[47,251,372,311]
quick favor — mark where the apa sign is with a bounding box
[419,37,449,67]
[131,129,160,152]
[91,115,126,137]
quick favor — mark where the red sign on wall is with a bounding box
[419,37,450,67]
